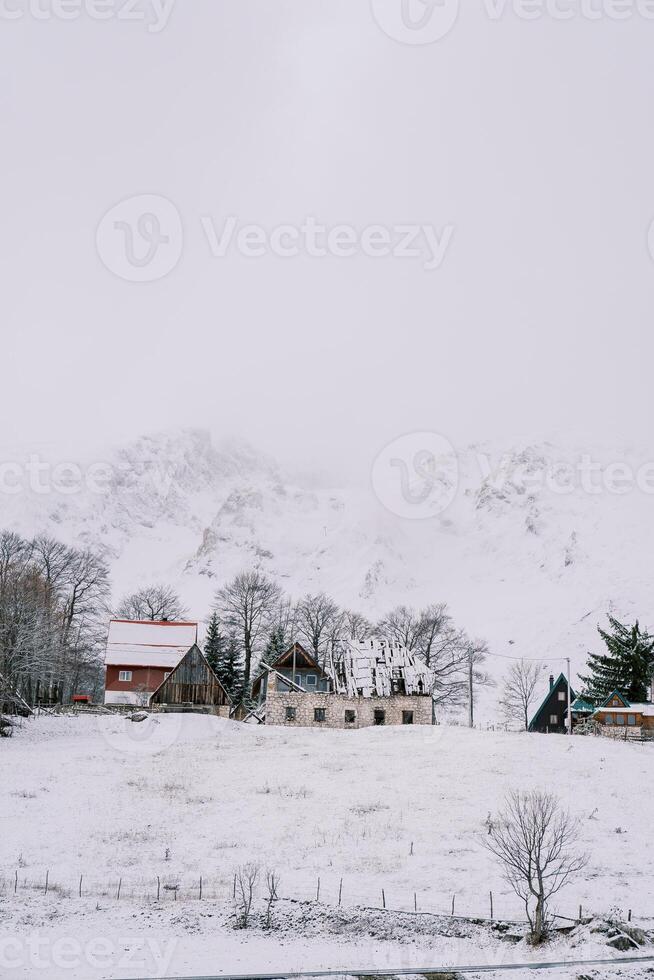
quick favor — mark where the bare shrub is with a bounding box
[235,863,260,928]
[484,790,588,944]
[264,869,280,929]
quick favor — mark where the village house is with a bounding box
[149,643,231,714]
[251,639,434,728]
[104,619,198,706]
[591,690,654,732]
[528,673,576,734]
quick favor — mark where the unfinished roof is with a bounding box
[104,619,198,668]
[334,639,433,698]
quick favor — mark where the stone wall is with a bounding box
[265,690,433,729]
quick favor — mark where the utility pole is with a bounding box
[468,648,474,728]
[566,656,572,735]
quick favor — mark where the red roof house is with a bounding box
[104,619,198,706]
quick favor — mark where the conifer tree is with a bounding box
[220,633,245,705]
[580,616,654,704]
[204,612,224,674]
[262,625,287,668]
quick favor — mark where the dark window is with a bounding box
[285,706,296,721]
[628,714,636,726]
[616,714,625,726]
[344,709,356,724]
[374,709,386,726]
[314,707,326,722]
[402,710,414,725]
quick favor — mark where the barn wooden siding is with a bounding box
[150,645,230,707]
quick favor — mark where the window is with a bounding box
[616,714,625,726]
[402,710,414,725]
[374,709,386,726]
[558,691,566,701]
[605,715,613,725]
[285,706,296,722]
[628,714,636,726]
[306,674,317,687]
[549,714,558,725]
[344,709,356,724]
[118,670,132,682]
[314,707,326,722]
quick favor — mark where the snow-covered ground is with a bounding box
[1,713,653,979]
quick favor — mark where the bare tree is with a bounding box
[264,869,280,929]
[484,790,588,944]
[116,585,188,622]
[235,862,260,928]
[296,592,341,663]
[215,571,281,690]
[377,604,424,650]
[341,609,372,642]
[499,659,544,730]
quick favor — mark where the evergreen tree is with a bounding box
[580,616,654,704]
[204,612,224,674]
[262,625,287,668]
[220,633,245,705]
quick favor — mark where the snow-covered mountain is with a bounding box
[3,428,653,710]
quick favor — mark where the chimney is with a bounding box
[549,674,554,691]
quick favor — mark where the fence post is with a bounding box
[14,871,18,895]
[199,877,203,901]
[79,875,83,899]
[414,892,417,912]
[628,909,632,922]
[490,891,493,920]
[382,889,386,909]
[451,894,455,916]
[316,877,320,902]
[117,878,122,901]
[157,876,161,901]
[44,870,49,896]
[233,873,236,899]
[338,878,343,906]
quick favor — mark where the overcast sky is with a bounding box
[2,1,653,481]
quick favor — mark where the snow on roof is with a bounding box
[334,639,433,698]
[105,619,198,668]
[594,702,654,716]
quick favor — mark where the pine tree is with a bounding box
[262,625,287,668]
[204,613,224,674]
[580,616,654,704]
[220,633,245,705]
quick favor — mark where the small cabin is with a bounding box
[149,644,231,715]
[529,674,575,734]
[592,690,654,731]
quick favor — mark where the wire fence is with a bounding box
[1,867,647,929]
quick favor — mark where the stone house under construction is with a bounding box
[251,640,434,728]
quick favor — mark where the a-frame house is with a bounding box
[149,644,231,714]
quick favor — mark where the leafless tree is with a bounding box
[341,609,372,642]
[264,869,280,929]
[215,571,281,690]
[377,604,424,650]
[484,790,588,944]
[499,659,545,730]
[296,592,341,663]
[116,584,188,622]
[235,862,260,928]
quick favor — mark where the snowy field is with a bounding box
[1,713,653,979]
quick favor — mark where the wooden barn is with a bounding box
[149,644,231,715]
